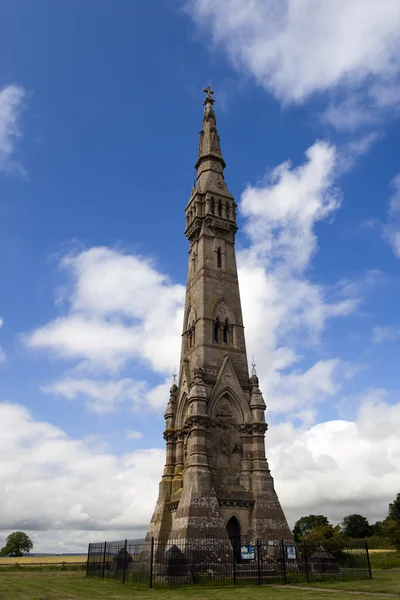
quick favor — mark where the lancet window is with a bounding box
[218,199,222,217]
[212,299,234,346]
[225,202,230,219]
[214,317,220,343]
[186,323,195,349]
[223,319,229,344]
[217,246,222,268]
[186,305,196,351]
[210,198,215,214]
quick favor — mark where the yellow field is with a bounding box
[368,548,396,553]
[0,554,87,565]
[0,548,393,565]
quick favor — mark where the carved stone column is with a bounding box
[238,423,253,491]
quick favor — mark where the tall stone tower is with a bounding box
[148,88,291,543]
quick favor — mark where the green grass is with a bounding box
[0,571,399,600]
[295,569,400,595]
[370,552,400,569]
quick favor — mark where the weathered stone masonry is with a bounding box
[147,87,292,544]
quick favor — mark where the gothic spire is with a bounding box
[194,86,231,196]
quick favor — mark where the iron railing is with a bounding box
[86,537,372,588]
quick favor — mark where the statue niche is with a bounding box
[211,398,242,493]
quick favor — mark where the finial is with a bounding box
[251,355,257,376]
[172,366,177,384]
[203,85,215,105]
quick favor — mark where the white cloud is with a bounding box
[0,402,164,552]
[24,247,185,374]
[237,141,359,413]
[372,325,400,344]
[383,173,400,259]
[1,393,399,552]
[125,430,143,440]
[186,0,400,128]
[269,390,400,524]
[0,85,26,174]
[41,378,149,414]
[240,141,341,271]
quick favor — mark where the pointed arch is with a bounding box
[209,377,252,421]
[175,392,188,429]
[186,304,197,330]
[211,298,235,323]
[210,389,245,423]
[226,516,241,561]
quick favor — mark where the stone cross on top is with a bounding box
[203,85,215,104]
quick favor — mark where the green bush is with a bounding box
[369,552,400,570]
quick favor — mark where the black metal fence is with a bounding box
[86,537,372,588]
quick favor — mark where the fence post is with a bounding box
[281,540,287,585]
[233,542,237,585]
[365,540,372,579]
[303,541,309,582]
[257,539,262,585]
[149,537,155,589]
[102,541,107,579]
[122,539,128,584]
[86,543,91,577]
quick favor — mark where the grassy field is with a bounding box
[296,569,400,594]
[0,570,399,600]
[369,551,400,570]
[0,554,86,565]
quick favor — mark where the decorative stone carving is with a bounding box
[238,424,253,435]
[211,161,223,173]
[216,402,233,418]
[252,423,268,434]
[163,430,178,442]
[185,218,202,241]
[185,415,211,430]
[205,216,231,231]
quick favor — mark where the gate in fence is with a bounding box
[86,537,372,588]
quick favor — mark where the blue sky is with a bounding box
[1,0,400,552]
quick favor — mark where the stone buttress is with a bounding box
[147,88,292,544]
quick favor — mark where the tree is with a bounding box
[370,521,382,536]
[293,515,330,542]
[388,493,400,524]
[382,492,400,552]
[341,514,371,539]
[304,524,334,544]
[304,524,343,544]
[381,519,400,552]
[0,532,33,557]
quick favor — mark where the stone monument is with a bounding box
[147,88,292,544]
